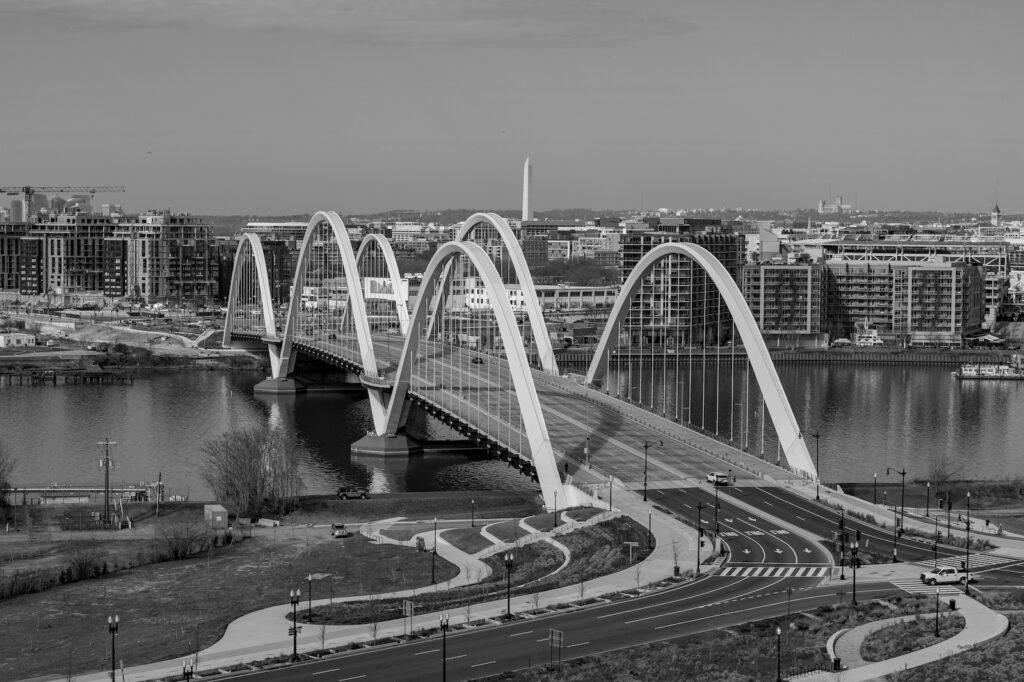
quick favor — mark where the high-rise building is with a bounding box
[741,263,825,347]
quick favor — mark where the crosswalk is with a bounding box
[925,553,1020,572]
[718,565,829,578]
[891,578,963,596]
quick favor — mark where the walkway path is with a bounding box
[804,593,1008,681]
[67,486,698,682]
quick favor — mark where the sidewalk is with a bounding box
[68,486,700,682]
[803,593,1008,681]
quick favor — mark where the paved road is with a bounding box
[228,579,901,681]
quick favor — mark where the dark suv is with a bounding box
[338,487,370,500]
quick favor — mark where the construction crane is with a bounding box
[1,185,126,222]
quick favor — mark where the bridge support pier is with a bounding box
[351,433,422,458]
[253,377,307,394]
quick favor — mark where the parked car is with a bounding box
[338,487,369,500]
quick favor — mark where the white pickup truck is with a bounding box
[919,566,974,585]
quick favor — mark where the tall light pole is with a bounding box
[107,614,119,682]
[432,517,438,583]
[439,613,450,682]
[892,504,900,563]
[839,509,846,580]
[851,533,859,605]
[873,472,877,505]
[695,500,705,575]
[470,498,475,528]
[775,625,783,682]
[964,491,971,595]
[306,573,313,619]
[504,552,515,619]
[714,478,721,533]
[647,508,653,550]
[887,466,907,535]
[933,515,940,570]
[926,481,931,517]
[642,440,662,502]
[289,588,300,661]
[808,431,821,500]
[935,587,941,636]
[98,438,116,526]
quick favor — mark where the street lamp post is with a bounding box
[964,491,971,595]
[809,431,821,500]
[775,624,783,682]
[647,508,653,550]
[289,589,300,661]
[432,517,438,583]
[892,505,900,563]
[851,536,859,605]
[946,492,952,541]
[839,509,846,580]
[439,613,450,682]
[887,466,907,535]
[504,552,515,619]
[642,440,662,502]
[695,500,706,575]
[926,481,931,517]
[935,587,941,637]
[471,499,475,528]
[107,614,119,682]
[306,573,313,619]
[714,479,720,533]
[873,472,877,505]
[933,516,940,570]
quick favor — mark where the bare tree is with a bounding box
[200,425,306,518]
[929,454,965,492]
[0,440,15,516]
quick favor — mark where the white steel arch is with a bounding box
[381,240,579,510]
[455,213,559,376]
[351,232,411,336]
[221,233,283,367]
[276,211,389,431]
[585,242,817,478]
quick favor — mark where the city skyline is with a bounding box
[3,1,1023,215]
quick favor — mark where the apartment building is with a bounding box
[740,264,824,342]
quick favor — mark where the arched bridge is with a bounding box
[225,211,817,509]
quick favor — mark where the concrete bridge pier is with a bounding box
[253,376,307,394]
[351,433,422,458]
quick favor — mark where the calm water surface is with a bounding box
[2,364,1023,496]
[0,371,538,499]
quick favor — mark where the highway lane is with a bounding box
[225,579,901,681]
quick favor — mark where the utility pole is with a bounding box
[98,438,116,526]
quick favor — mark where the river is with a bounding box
[2,364,1022,498]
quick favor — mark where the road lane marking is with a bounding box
[510,630,534,637]
[338,676,366,681]
[567,641,590,648]
[536,638,548,642]
[446,655,466,661]
[312,669,340,676]
[471,661,497,667]
[415,649,439,655]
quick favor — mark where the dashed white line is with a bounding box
[312,669,340,676]
[446,654,466,661]
[567,641,590,648]
[338,676,366,682]
[510,630,534,637]
[471,661,497,668]
[415,649,439,656]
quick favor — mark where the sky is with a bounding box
[2,0,1023,216]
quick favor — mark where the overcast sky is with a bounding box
[3,0,1022,215]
